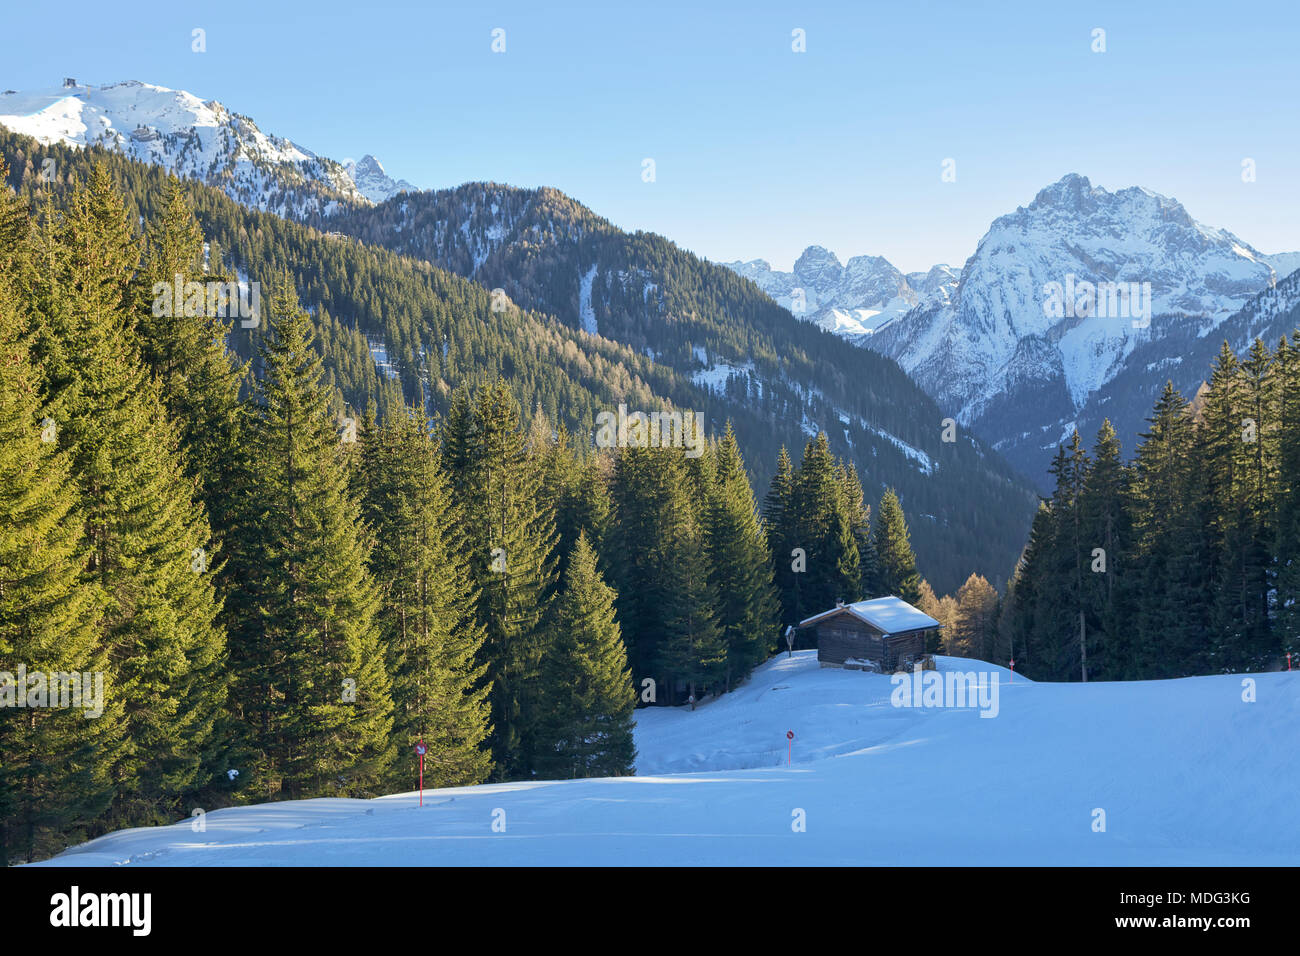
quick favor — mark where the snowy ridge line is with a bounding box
[0,80,420,218]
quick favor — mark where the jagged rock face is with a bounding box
[15,79,1290,491]
[0,78,1050,588]
[0,80,416,217]
[727,174,1297,485]
[863,174,1294,482]
[343,154,415,203]
[792,245,846,296]
[906,264,961,307]
[723,247,956,340]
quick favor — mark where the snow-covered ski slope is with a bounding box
[37,651,1298,866]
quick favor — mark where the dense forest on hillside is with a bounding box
[997,338,1300,680]
[987,267,1300,494]
[0,156,938,862]
[1,131,1292,870]
[307,176,1040,592]
[0,132,1040,593]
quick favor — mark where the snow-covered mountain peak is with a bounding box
[0,79,416,217]
[793,245,845,287]
[723,246,955,340]
[999,174,1255,269]
[860,174,1298,483]
[343,153,417,203]
[721,174,1297,484]
[1029,171,1098,209]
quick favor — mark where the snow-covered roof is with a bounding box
[797,596,941,634]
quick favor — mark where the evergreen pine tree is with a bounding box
[610,445,724,705]
[570,453,613,559]
[440,380,557,778]
[1078,420,1129,680]
[0,282,124,864]
[1044,432,1090,681]
[1128,383,1212,678]
[136,176,247,539]
[535,532,636,778]
[763,446,800,628]
[0,157,30,281]
[1004,503,1054,679]
[702,423,780,687]
[360,406,493,788]
[840,461,880,598]
[1199,343,1275,671]
[27,164,229,826]
[1231,340,1277,667]
[1275,335,1300,660]
[873,488,922,605]
[226,275,394,799]
[791,434,860,615]
[532,415,589,587]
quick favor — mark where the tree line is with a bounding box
[7,153,1287,867]
[1,128,1044,596]
[1000,338,1300,681]
[2,161,943,862]
[0,163,622,861]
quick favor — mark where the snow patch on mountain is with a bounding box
[723,248,957,341]
[367,335,399,380]
[855,174,1299,481]
[343,154,416,203]
[0,80,408,217]
[578,265,598,335]
[1264,251,1300,282]
[691,360,755,394]
[693,359,934,473]
[869,425,934,475]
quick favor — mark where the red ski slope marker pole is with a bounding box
[786,730,794,765]
[1009,658,1015,683]
[414,739,427,806]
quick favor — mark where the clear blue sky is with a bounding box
[4,0,1297,272]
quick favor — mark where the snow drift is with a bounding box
[35,651,1298,866]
